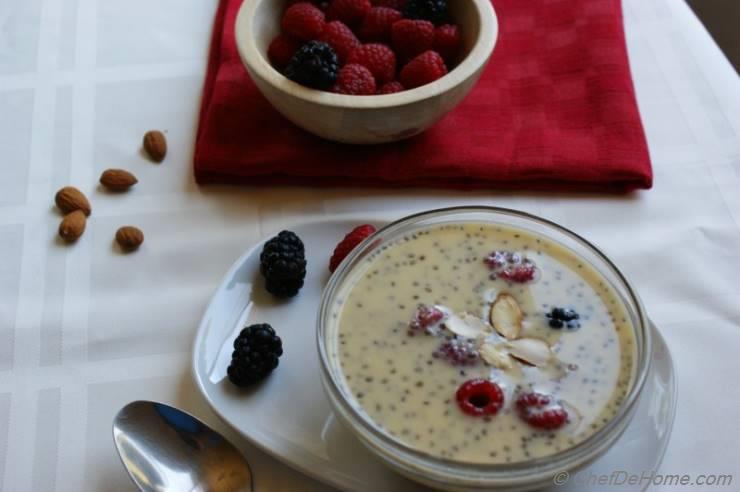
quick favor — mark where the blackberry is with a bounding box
[260,230,307,298]
[548,319,565,329]
[284,41,339,90]
[546,307,581,330]
[403,0,448,25]
[227,324,283,387]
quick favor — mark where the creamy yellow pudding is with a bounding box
[326,223,636,464]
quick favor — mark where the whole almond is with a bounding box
[58,210,86,242]
[143,130,167,162]
[55,186,91,216]
[100,169,138,191]
[115,226,144,251]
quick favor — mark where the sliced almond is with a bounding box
[506,338,553,367]
[479,343,513,370]
[462,313,492,335]
[489,293,523,340]
[443,313,491,339]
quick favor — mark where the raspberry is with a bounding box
[434,24,461,62]
[546,307,581,330]
[259,230,307,298]
[433,336,479,366]
[483,250,510,269]
[227,324,283,387]
[484,250,539,283]
[268,34,301,70]
[288,0,329,7]
[515,392,569,430]
[329,224,377,272]
[327,0,372,25]
[319,21,360,63]
[285,41,339,90]
[373,0,407,9]
[403,0,448,25]
[358,7,402,42]
[456,379,504,417]
[408,304,446,335]
[378,81,405,94]
[281,2,326,41]
[400,50,447,89]
[288,0,329,10]
[391,19,435,61]
[347,43,397,84]
[333,63,377,95]
[499,263,537,283]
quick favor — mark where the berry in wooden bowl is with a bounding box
[234,0,498,144]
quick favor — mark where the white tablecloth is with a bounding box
[1,0,739,490]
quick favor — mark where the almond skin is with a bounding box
[58,210,86,242]
[115,226,144,251]
[55,186,91,216]
[100,169,138,191]
[143,130,167,162]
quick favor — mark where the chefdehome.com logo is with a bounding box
[552,470,734,488]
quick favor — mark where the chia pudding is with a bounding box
[324,223,637,464]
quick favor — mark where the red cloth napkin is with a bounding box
[195,0,652,192]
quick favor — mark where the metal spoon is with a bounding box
[113,400,253,492]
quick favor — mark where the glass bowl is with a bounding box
[316,206,652,491]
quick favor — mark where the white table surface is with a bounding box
[1,0,739,490]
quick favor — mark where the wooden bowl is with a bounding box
[235,0,498,145]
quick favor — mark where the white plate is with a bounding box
[193,216,677,492]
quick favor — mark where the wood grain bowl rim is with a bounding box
[235,0,498,109]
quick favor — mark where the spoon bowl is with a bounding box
[113,400,253,492]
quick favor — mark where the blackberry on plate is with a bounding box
[403,0,448,25]
[260,230,307,298]
[227,324,283,387]
[284,41,339,90]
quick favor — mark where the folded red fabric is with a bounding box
[195,0,652,192]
